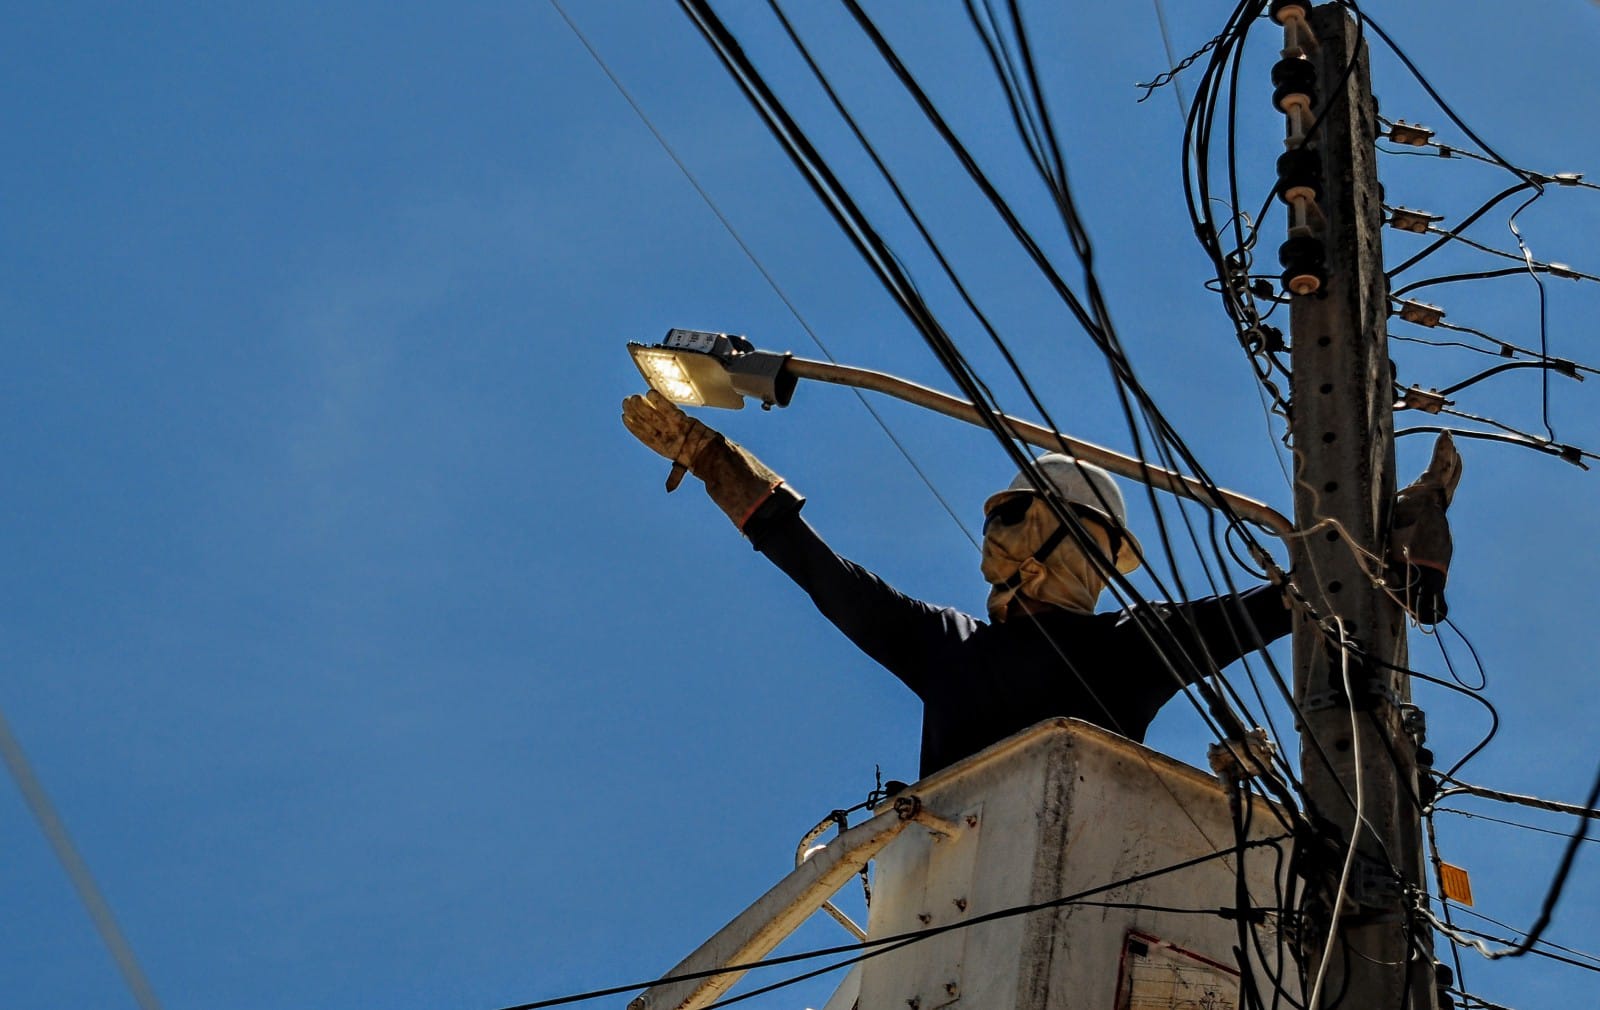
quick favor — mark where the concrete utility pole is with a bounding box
[1285,6,1438,1010]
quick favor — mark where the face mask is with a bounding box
[980,495,1113,621]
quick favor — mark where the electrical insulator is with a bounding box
[1388,120,1434,146]
[1398,386,1449,415]
[1416,744,1438,805]
[1271,56,1318,113]
[1434,964,1454,989]
[1388,207,1443,234]
[1279,235,1327,295]
[1396,300,1445,327]
[1276,148,1323,204]
[1269,0,1312,24]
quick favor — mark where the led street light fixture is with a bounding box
[628,328,796,409]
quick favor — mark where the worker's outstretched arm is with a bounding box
[621,390,977,694]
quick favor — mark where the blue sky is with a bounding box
[3,3,1598,1008]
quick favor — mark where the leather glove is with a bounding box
[622,390,785,530]
[1387,432,1462,625]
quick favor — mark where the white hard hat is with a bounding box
[983,453,1143,573]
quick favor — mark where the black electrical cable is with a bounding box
[785,0,1313,787]
[1356,650,1500,786]
[1354,7,1539,189]
[488,837,1290,1010]
[761,0,1250,756]
[1412,670,1500,784]
[1416,228,1600,283]
[705,0,1416,945]
[696,939,908,1010]
[1230,783,1270,1010]
[556,3,1318,1005]
[1398,319,1600,378]
[1420,320,1522,357]
[1448,905,1600,970]
[1433,360,1584,398]
[1385,181,1539,279]
[598,3,1574,1005]
[690,0,1313,823]
[966,8,1333,824]
[1434,921,1600,975]
[1389,332,1511,356]
[1395,425,1595,470]
[1392,266,1562,299]
[952,0,1313,731]
[709,895,1302,1009]
[1248,833,1308,1010]
[1475,759,1600,963]
[1506,191,1558,442]
[1353,0,1563,430]
[816,22,1384,964]
[1383,124,1600,194]
[1446,617,1491,694]
[1433,619,1487,693]
[1234,2,1369,272]
[550,0,1128,550]
[1435,808,1600,846]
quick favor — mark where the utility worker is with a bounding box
[622,390,1456,778]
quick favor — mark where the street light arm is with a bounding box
[784,357,1294,536]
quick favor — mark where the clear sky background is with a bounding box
[3,3,1598,1008]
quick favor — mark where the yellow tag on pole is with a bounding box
[1439,862,1475,906]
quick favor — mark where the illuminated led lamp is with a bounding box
[627,328,797,409]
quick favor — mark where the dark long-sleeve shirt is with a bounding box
[747,498,1292,777]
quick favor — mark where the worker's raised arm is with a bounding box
[621,390,977,695]
[745,504,979,695]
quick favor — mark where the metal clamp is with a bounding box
[893,794,963,840]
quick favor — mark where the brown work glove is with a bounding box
[621,390,785,531]
[1387,432,1462,625]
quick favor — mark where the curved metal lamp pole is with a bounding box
[785,357,1293,536]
